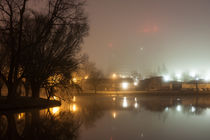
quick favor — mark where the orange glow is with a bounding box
[84,75,89,79]
[70,104,77,112]
[72,96,76,102]
[112,73,117,79]
[112,112,117,119]
[50,107,60,115]
[17,113,25,120]
[73,78,77,83]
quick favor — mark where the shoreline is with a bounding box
[81,90,210,96]
[0,97,61,111]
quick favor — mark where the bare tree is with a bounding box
[0,0,88,100]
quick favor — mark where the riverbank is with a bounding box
[0,97,61,110]
[82,90,210,96]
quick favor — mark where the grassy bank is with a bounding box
[0,97,61,110]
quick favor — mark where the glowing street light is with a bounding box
[73,78,77,83]
[121,82,129,90]
[134,81,138,86]
[189,71,196,78]
[163,75,170,82]
[50,107,60,115]
[175,73,182,80]
[112,73,117,79]
[84,75,89,79]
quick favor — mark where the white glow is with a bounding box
[191,106,196,112]
[204,75,210,81]
[176,105,182,112]
[165,107,169,111]
[122,82,129,90]
[175,73,182,80]
[134,102,138,108]
[190,71,196,77]
[134,82,138,86]
[134,97,137,101]
[163,75,170,82]
[122,97,128,108]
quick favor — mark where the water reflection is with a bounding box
[112,112,117,119]
[70,104,77,112]
[2,95,210,140]
[122,97,128,108]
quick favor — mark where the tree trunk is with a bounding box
[31,85,40,99]
[7,84,15,101]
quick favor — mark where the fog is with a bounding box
[83,0,210,75]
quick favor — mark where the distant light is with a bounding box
[176,105,182,112]
[134,97,137,101]
[134,102,138,108]
[112,73,117,79]
[112,97,116,101]
[53,96,59,100]
[134,82,138,86]
[205,75,210,81]
[165,107,169,111]
[72,96,76,102]
[121,75,126,78]
[112,112,117,119]
[195,77,199,81]
[70,104,77,112]
[191,106,196,112]
[163,75,170,82]
[51,107,60,115]
[190,71,196,78]
[122,97,128,108]
[84,75,88,79]
[122,82,129,90]
[73,78,77,83]
[17,113,25,120]
[175,73,182,80]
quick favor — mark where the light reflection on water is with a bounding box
[1,95,210,140]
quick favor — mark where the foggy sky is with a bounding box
[83,0,210,75]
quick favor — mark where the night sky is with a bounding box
[83,0,210,75]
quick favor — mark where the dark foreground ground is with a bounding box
[0,97,61,110]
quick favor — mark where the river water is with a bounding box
[1,95,210,140]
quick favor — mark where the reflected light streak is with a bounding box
[112,112,117,119]
[191,106,196,112]
[176,105,182,112]
[17,113,25,120]
[122,97,128,108]
[134,102,138,108]
[73,96,76,102]
[70,104,77,112]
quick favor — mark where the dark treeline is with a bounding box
[0,0,88,101]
